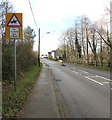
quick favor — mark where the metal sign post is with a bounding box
[14,40,16,91]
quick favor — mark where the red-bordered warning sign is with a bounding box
[7,14,22,27]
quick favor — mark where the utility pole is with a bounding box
[110,2,112,120]
[37,28,50,67]
[86,27,89,64]
[38,28,40,67]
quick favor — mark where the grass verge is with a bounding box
[2,63,42,118]
[49,58,58,61]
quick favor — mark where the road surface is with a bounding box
[42,59,111,118]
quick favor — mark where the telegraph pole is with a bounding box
[37,28,50,67]
[110,2,112,120]
[86,27,89,64]
[38,28,40,67]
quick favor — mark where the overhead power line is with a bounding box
[27,0,39,31]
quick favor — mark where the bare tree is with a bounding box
[0,0,14,44]
[83,17,91,64]
[80,16,86,59]
[88,26,97,63]
[57,7,111,66]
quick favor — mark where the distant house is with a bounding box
[48,52,52,59]
[48,50,57,59]
[51,50,56,58]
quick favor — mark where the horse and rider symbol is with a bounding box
[11,19,17,24]
[8,15,21,26]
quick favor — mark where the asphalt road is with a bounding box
[42,59,111,118]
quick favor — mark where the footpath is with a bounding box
[19,63,60,118]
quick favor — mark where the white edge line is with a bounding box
[85,76,103,86]
[96,75,111,81]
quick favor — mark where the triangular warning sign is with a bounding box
[7,14,22,27]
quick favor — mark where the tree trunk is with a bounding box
[100,38,103,66]
[86,27,89,64]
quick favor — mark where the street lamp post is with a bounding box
[38,28,50,67]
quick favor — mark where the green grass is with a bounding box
[49,58,57,61]
[3,63,42,118]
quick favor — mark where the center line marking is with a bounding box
[96,75,111,81]
[102,82,110,83]
[85,76,103,85]
[73,71,79,74]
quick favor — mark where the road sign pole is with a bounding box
[6,13,23,91]
[14,40,16,91]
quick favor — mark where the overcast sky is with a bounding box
[9,0,111,55]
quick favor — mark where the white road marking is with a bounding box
[96,75,111,81]
[102,82,110,84]
[72,69,111,86]
[88,76,96,78]
[85,76,104,86]
[78,70,88,73]
[73,71,79,74]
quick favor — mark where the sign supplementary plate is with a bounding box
[10,28,19,38]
